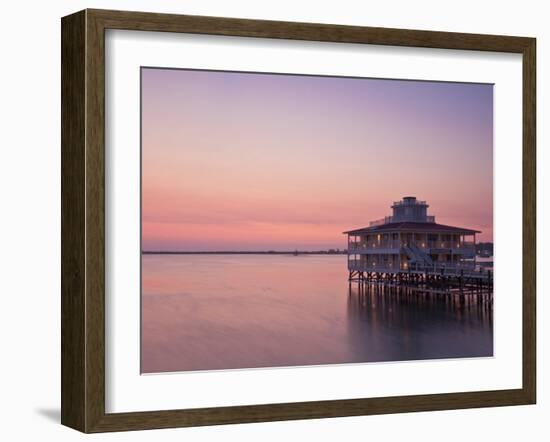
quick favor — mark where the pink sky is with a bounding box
[142,68,493,251]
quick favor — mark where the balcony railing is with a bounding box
[369,216,393,227]
[408,261,489,277]
[349,240,401,251]
[348,260,399,272]
[349,241,475,254]
[348,260,489,278]
[367,214,437,227]
[392,200,427,207]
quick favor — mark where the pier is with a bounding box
[348,265,493,304]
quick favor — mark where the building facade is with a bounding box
[344,197,479,274]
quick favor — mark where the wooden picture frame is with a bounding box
[61,8,536,433]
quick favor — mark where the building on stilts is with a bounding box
[344,197,492,297]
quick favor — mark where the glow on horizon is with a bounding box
[142,68,493,251]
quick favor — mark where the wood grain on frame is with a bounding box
[61,8,536,433]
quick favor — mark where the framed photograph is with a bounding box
[61,9,536,433]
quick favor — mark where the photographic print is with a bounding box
[140,68,493,374]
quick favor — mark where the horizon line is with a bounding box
[142,250,348,255]
[141,242,494,255]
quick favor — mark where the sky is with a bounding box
[141,68,493,251]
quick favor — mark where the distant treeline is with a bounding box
[142,249,348,255]
[476,242,494,257]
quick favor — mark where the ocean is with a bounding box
[141,254,493,373]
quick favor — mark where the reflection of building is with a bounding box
[344,197,479,274]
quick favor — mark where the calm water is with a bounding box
[141,254,493,373]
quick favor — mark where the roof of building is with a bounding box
[343,221,481,235]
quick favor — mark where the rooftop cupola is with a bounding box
[391,196,433,223]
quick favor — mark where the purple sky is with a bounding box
[142,68,493,251]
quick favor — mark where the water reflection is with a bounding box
[141,254,493,373]
[346,284,493,362]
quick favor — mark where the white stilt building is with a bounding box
[344,197,480,275]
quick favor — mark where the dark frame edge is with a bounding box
[61,8,537,433]
[90,389,533,433]
[522,37,536,405]
[61,9,87,433]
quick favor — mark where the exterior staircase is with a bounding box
[403,244,434,268]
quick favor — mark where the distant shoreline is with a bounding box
[142,251,347,255]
